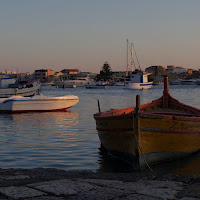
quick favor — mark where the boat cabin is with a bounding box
[0,77,16,88]
[130,72,148,83]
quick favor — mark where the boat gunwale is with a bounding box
[94,93,200,120]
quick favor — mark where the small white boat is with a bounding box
[55,75,95,87]
[124,40,152,90]
[0,77,41,98]
[124,71,153,90]
[0,95,79,113]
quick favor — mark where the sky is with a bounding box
[1,0,200,74]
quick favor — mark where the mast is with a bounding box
[133,43,141,71]
[126,39,129,76]
[131,42,134,72]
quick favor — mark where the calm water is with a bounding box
[0,85,200,176]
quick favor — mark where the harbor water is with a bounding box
[0,85,200,176]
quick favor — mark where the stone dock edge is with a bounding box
[0,168,199,200]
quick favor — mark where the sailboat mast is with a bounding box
[131,42,134,72]
[126,39,129,76]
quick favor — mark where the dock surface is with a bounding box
[0,168,199,200]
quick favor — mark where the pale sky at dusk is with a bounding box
[1,0,200,73]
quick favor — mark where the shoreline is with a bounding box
[0,168,199,199]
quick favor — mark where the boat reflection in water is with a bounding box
[0,111,80,169]
[9,111,79,130]
[98,147,200,177]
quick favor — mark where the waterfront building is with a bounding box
[187,69,195,74]
[34,69,55,83]
[167,66,187,74]
[145,66,166,74]
[60,69,79,75]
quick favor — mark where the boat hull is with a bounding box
[95,113,137,165]
[0,95,79,113]
[124,82,153,90]
[138,115,200,166]
[94,75,200,167]
[95,113,200,167]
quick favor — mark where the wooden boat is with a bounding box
[94,75,200,168]
[0,94,79,113]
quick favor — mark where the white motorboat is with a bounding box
[0,94,79,113]
[0,77,41,98]
[124,71,153,90]
[55,76,94,88]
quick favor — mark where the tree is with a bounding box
[98,62,112,81]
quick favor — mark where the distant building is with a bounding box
[187,69,194,74]
[54,72,64,77]
[166,65,175,72]
[145,66,166,74]
[5,70,16,75]
[18,72,31,81]
[34,69,55,82]
[61,69,79,75]
[0,73,6,78]
[167,66,187,74]
[54,72,69,81]
[1,70,16,75]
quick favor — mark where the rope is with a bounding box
[133,131,153,171]
[133,113,153,171]
[132,43,142,71]
[186,85,199,93]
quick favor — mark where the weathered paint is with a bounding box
[94,75,200,166]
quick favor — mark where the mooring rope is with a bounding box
[133,112,153,172]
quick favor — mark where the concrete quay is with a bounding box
[0,168,199,200]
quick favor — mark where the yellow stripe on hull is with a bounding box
[139,117,200,165]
